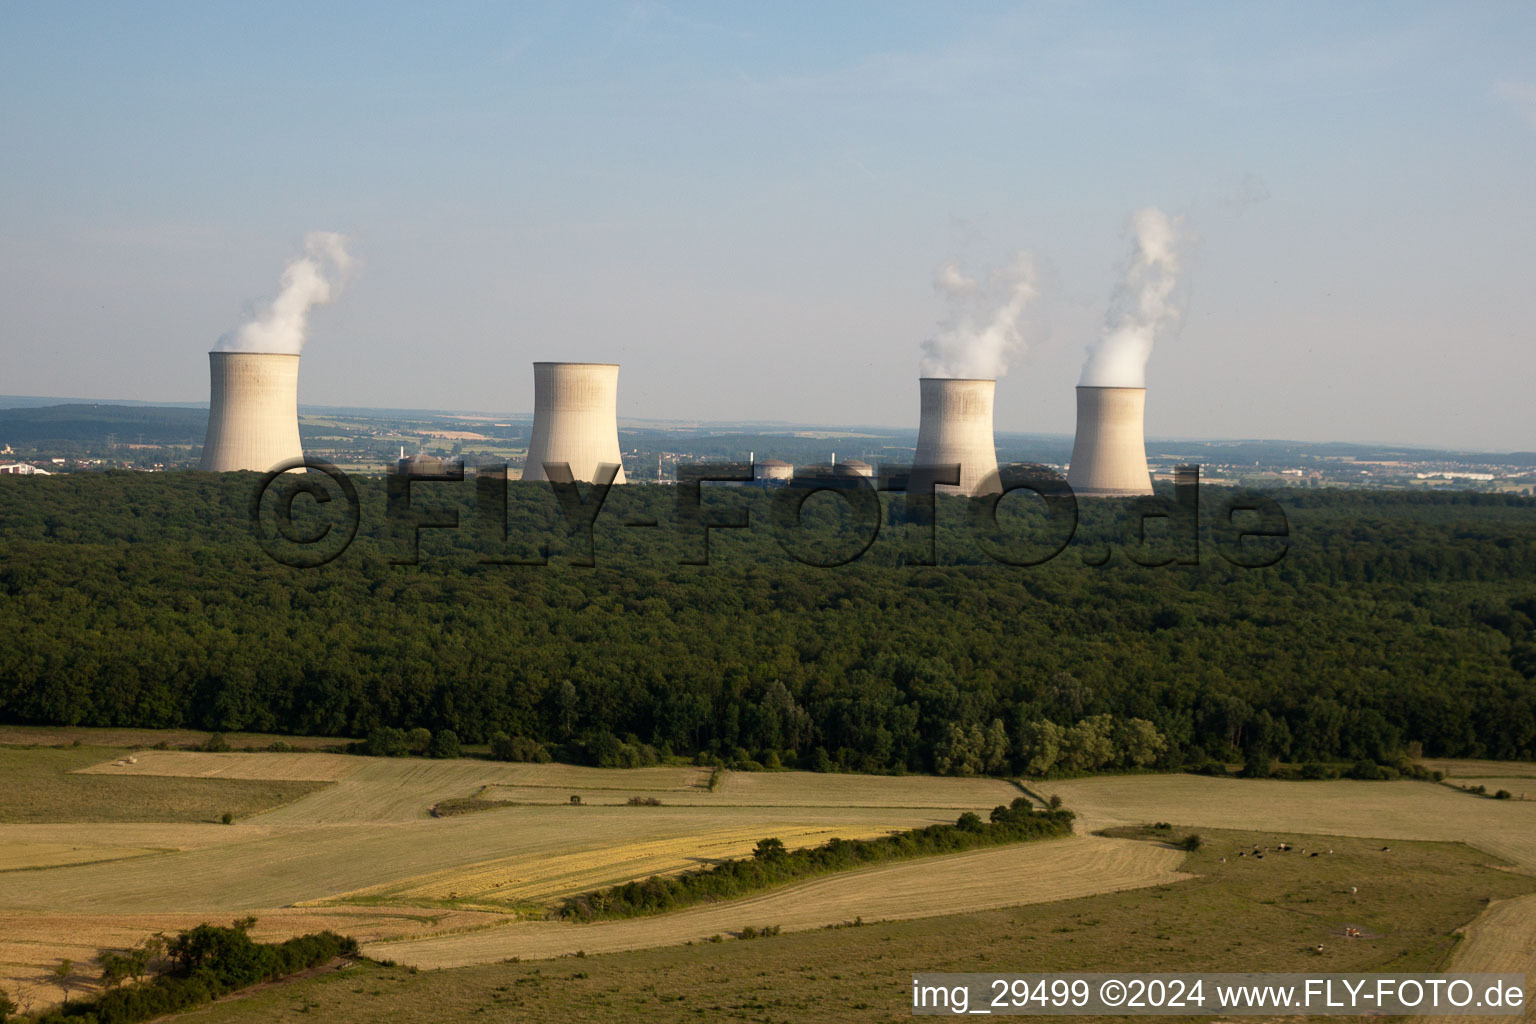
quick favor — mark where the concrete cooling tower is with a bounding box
[199,351,303,472]
[909,377,1002,497]
[1066,386,1153,497]
[521,362,627,484]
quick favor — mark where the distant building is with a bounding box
[755,458,793,484]
[0,462,50,475]
[396,452,462,478]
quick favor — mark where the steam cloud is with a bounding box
[1079,208,1185,388]
[217,232,352,354]
[920,252,1038,379]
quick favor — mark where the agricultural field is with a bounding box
[5,738,1534,1020]
[0,745,329,825]
[145,825,1536,1024]
[0,741,1057,1009]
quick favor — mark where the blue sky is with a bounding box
[2,2,1533,448]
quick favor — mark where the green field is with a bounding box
[0,745,328,824]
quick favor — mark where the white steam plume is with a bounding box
[920,251,1038,379]
[1079,208,1185,388]
[217,232,352,354]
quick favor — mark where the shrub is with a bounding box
[626,796,662,806]
[427,729,460,759]
[221,812,234,825]
[200,733,230,753]
[1494,789,1512,800]
[406,727,432,756]
[266,740,292,753]
[490,734,551,763]
[1181,833,1203,851]
[364,727,410,758]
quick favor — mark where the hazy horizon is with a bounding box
[3,3,1533,450]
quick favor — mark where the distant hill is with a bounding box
[0,404,208,443]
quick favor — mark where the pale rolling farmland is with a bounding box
[0,907,500,1010]
[1048,773,1536,871]
[1438,892,1536,1024]
[1423,758,1536,779]
[367,834,1191,969]
[2,748,1089,1003]
[77,749,361,782]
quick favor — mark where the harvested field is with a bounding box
[366,834,1189,967]
[122,828,1536,1024]
[0,746,329,824]
[0,906,499,1010]
[314,821,918,911]
[480,767,1021,808]
[1423,758,1536,779]
[77,749,360,782]
[1048,773,1536,871]
[0,841,168,873]
[1437,893,1536,1024]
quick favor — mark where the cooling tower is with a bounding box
[1066,386,1153,497]
[522,362,627,484]
[199,351,303,472]
[909,377,1002,497]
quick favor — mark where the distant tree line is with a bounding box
[1,475,1534,772]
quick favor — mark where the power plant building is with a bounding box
[755,458,794,484]
[521,362,627,484]
[909,377,1002,497]
[1066,385,1153,497]
[199,351,303,472]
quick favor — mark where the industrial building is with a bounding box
[199,351,303,472]
[909,377,1002,497]
[1066,385,1153,497]
[755,458,794,484]
[521,362,627,484]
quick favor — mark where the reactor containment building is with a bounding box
[1066,385,1153,497]
[908,377,1002,497]
[199,351,304,473]
[521,361,627,484]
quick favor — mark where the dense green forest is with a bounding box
[1,472,1534,770]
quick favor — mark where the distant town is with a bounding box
[1,397,1532,495]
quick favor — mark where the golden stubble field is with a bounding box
[0,747,1038,1006]
[6,746,1535,1014]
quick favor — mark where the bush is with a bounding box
[1181,833,1203,851]
[1494,789,1513,800]
[266,740,292,753]
[427,729,460,759]
[490,733,551,763]
[221,812,234,825]
[406,727,432,756]
[200,733,230,753]
[364,727,410,758]
[45,922,358,1024]
[626,796,662,806]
